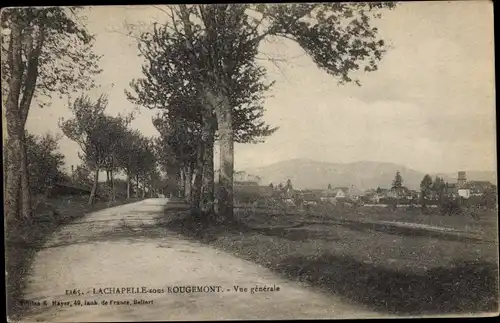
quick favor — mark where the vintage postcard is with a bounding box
[3,2,498,322]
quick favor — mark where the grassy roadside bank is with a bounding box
[162,206,498,316]
[5,196,144,321]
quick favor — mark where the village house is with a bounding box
[409,190,420,200]
[320,186,362,203]
[320,189,337,203]
[375,188,389,200]
[332,187,349,199]
[361,189,380,204]
[464,180,496,196]
[386,189,398,199]
[298,189,324,204]
[361,186,418,205]
[349,186,363,201]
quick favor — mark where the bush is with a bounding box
[234,192,259,204]
[468,193,497,210]
[440,198,462,216]
[378,197,416,206]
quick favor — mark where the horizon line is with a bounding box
[241,158,497,176]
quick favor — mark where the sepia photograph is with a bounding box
[2,1,498,321]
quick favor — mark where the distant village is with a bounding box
[233,171,497,207]
[45,168,496,210]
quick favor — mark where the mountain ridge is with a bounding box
[243,158,497,191]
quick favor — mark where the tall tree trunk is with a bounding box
[206,89,234,223]
[3,138,8,189]
[135,175,139,198]
[5,136,22,224]
[150,181,155,198]
[191,142,205,216]
[16,21,45,222]
[126,173,131,199]
[20,132,32,219]
[191,170,203,215]
[105,169,111,201]
[201,115,215,216]
[110,168,115,202]
[4,16,23,224]
[176,8,232,220]
[218,120,234,222]
[179,169,185,199]
[184,167,192,202]
[89,167,99,205]
[111,154,116,202]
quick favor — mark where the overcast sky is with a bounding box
[25,2,496,175]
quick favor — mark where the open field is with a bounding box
[315,204,497,240]
[164,204,499,316]
[5,196,144,320]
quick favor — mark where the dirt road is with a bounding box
[17,198,383,322]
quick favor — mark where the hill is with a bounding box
[244,159,496,191]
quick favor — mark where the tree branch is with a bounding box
[251,5,315,45]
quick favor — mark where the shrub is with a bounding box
[440,198,462,216]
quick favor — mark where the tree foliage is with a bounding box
[25,131,68,194]
[433,176,446,201]
[103,114,134,166]
[116,128,147,178]
[59,95,132,204]
[152,133,179,177]
[252,3,395,83]
[420,174,433,205]
[136,138,158,183]
[1,7,102,108]
[392,170,403,190]
[152,112,200,174]
[59,95,109,169]
[127,20,278,144]
[71,164,93,189]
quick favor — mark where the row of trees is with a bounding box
[126,3,395,223]
[59,95,165,204]
[24,114,173,207]
[390,171,449,206]
[12,97,164,207]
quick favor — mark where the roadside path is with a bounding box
[18,198,383,322]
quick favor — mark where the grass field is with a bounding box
[164,203,499,316]
[5,196,144,320]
